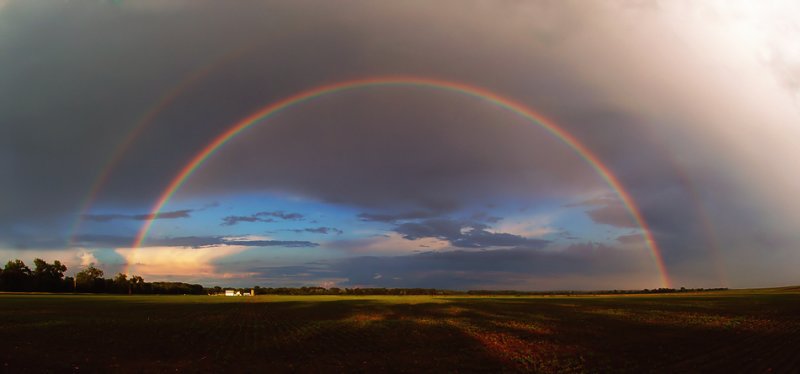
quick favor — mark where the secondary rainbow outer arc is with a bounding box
[67,45,254,246]
[69,72,204,242]
[129,76,672,288]
[673,166,729,287]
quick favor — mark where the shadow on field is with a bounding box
[1,293,799,372]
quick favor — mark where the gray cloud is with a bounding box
[221,216,270,226]
[394,219,549,249]
[82,209,193,222]
[288,227,343,235]
[221,211,304,226]
[263,211,304,220]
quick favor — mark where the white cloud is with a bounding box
[78,250,99,267]
[327,232,451,255]
[222,235,273,242]
[488,214,557,238]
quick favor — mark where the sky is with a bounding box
[2,0,799,290]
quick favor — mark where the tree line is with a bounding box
[0,258,204,295]
[217,287,727,296]
[463,287,729,296]
[2,258,728,296]
[247,286,462,296]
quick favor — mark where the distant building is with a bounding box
[222,289,254,296]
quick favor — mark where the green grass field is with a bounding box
[2,288,799,372]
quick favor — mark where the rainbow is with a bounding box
[673,165,729,287]
[68,45,253,245]
[129,76,672,287]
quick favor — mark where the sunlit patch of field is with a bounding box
[1,289,799,372]
[585,307,778,331]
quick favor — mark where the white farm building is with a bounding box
[223,289,254,296]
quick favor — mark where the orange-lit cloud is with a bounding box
[115,245,250,277]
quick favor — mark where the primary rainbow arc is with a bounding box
[129,76,672,288]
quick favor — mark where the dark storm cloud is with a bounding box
[82,209,193,222]
[73,234,317,249]
[190,90,601,217]
[394,219,549,249]
[0,0,396,232]
[221,211,304,226]
[0,0,652,235]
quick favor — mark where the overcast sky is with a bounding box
[2,0,799,290]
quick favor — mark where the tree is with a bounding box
[1,259,32,291]
[32,258,67,292]
[75,263,104,292]
[63,276,75,292]
[129,275,145,294]
[113,273,130,294]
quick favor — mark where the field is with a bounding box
[1,288,799,373]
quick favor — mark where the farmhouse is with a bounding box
[223,289,255,296]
